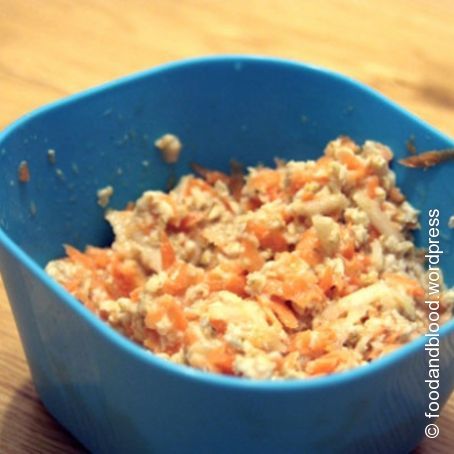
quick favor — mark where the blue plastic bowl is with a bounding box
[1,56,453,453]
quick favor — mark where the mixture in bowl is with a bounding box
[46,137,453,379]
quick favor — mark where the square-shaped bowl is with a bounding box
[0,56,453,453]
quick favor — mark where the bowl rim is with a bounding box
[1,54,453,391]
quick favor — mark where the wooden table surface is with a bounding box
[0,1,453,452]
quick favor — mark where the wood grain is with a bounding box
[0,1,453,452]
